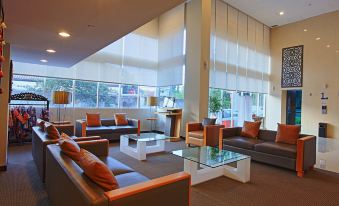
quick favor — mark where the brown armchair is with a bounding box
[186,122,224,147]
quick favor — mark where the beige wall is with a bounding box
[267,11,339,138]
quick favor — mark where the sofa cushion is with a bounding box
[100,157,135,175]
[188,130,204,139]
[45,123,60,139]
[115,172,149,188]
[241,121,261,139]
[100,118,116,126]
[114,113,128,126]
[78,149,119,191]
[86,126,112,135]
[276,123,301,145]
[254,142,297,159]
[108,125,137,133]
[223,136,264,150]
[59,137,81,161]
[86,113,102,127]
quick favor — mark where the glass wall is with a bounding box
[209,88,266,127]
[12,75,183,109]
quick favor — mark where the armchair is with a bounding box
[186,122,224,147]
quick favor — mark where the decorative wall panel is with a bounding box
[281,45,303,88]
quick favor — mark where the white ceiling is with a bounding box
[223,0,339,27]
[4,0,185,67]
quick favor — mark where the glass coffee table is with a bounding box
[120,133,170,160]
[172,146,251,185]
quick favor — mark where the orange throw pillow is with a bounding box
[45,123,60,139]
[59,137,81,161]
[241,121,261,138]
[78,149,119,191]
[86,113,101,127]
[114,113,128,126]
[275,123,301,145]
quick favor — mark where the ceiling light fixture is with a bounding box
[303,29,308,32]
[326,45,331,48]
[336,50,339,53]
[46,49,56,53]
[58,32,71,38]
[315,37,320,40]
[279,11,284,16]
[40,59,48,63]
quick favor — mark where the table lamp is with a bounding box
[52,91,71,124]
[147,96,158,113]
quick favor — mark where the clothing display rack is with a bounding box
[8,92,49,144]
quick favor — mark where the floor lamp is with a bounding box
[52,91,71,125]
[146,96,158,132]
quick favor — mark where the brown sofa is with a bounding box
[32,126,100,182]
[219,127,316,177]
[75,118,140,141]
[186,122,224,147]
[45,139,191,206]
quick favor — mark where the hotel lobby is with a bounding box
[0,0,339,206]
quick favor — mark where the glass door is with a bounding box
[286,90,302,125]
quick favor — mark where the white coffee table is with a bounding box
[120,133,170,160]
[172,146,251,185]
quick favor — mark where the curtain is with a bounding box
[210,0,270,94]
[237,94,252,126]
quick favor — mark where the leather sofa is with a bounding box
[45,139,191,206]
[219,127,316,177]
[75,118,140,141]
[32,126,100,182]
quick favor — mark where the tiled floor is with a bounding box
[315,137,339,173]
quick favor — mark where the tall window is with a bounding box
[98,83,119,108]
[44,78,73,107]
[120,85,138,108]
[158,85,184,108]
[12,75,45,96]
[74,81,98,108]
[139,86,157,108]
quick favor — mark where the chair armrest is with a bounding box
[204,125,225,147]
[296,136,316,177]
[75,120,87,137]
[77,139,109,157]
[128,119,140,136]
[218,127,241,149]
[186,123,202,132]
[104,172,190,206]
[73,136,101,142]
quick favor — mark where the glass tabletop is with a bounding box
[172,146,250,168]
[122,133,170,142]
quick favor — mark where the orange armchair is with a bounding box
[186,122,224,147]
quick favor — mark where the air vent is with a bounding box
[271,25,279,28]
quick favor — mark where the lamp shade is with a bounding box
[52,91,71,104]
[146,96,158,106]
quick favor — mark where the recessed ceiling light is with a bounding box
[40,59,48,63]
[46,49,56,53]
[58,32,71,38]
[336,50,339,53]
[279,11,284,16]
[315,37,321,40]
[303,29,308,32]
[326,45,331,48]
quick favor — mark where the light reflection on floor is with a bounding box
[315,137,339,173]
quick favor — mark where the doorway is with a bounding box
[286,90,302,125]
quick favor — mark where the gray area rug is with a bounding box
[1,141,339,206]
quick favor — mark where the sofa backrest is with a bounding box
[100,118,116,126]
[46,145,107,206]
[258,129,313,142]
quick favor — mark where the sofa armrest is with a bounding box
[204,125,224,147]
[77,139,109,157]
[104,172,190,206]
[128,119,140,136]
[296,136,316,177]
[218,127,241,149]
[186,123,202,132]
[75,120,87,137]
[73,136,101,142]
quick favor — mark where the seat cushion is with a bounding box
[115,172,149,188]
[223,136,264,150]
[99,157,135,175]
[86,126,112,135]
[254,142,296,158]
[108,125,137,133]
[188,130,204,139]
